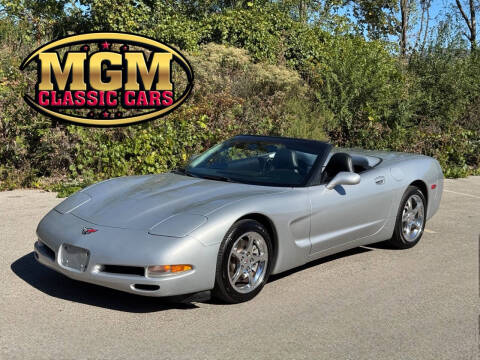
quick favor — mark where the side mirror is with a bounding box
[326,171,360,190]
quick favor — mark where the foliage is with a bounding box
[312,36,409,140]
[406,48,480,176]
[0,34,321,194]
[0,1,478,196]
[348,0,400,39]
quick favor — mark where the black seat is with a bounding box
[321,152,354,183]
[272,148,298,171]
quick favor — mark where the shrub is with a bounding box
[0,36,324,194]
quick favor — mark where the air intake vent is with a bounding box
[133,284,160,291]
[100,265,145,277]
[37,241,56,261]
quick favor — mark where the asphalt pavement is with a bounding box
[0,177,479,360]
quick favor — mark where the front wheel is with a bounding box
[387,185,426,249]
[213,219,273,303]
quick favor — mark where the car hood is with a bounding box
[69,173,285,230]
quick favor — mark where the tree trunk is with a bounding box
[421,5,430,50]
[455,0,477,51]
[414,3,426,50]
[400,0,409,56]
[469,0,476,51]
[298,0,307,22]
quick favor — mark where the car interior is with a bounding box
[320,152,354,183]
[191,141,382,187]
[202,145,315,175]
[320,151,382,183]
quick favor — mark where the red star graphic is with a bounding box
[81,45,89,52]
[120,44,128,52]
[101,40,110,50]
[102,111,110,118]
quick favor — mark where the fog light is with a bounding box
[147,264,192,277]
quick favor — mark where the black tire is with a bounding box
[213,219,273,303]
[387,185,427,249]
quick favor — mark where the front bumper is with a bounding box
[34,210,218,297]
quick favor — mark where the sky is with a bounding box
[412,0,478,47]
[334,0,475,48]
[430,0,444,20]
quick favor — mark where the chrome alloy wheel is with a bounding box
[402,194,425,242]
[228,231,269,294]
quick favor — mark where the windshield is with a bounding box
[184,136,331,187]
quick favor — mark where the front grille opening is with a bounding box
[133,284,160,291]
[37,241,55,261]
[100,265,145,277]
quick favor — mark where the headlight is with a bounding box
[147,264,193,277]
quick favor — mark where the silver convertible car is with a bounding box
[35,135,443,303]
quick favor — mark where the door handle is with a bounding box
[375,176,385,185]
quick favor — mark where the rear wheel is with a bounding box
[387,186,426,249]
[213,219,272,303]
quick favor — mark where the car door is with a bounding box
[308,167,393,255]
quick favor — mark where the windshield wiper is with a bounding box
[171,167,196,178]
[172,168,238,183]
[197,174,235,183]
